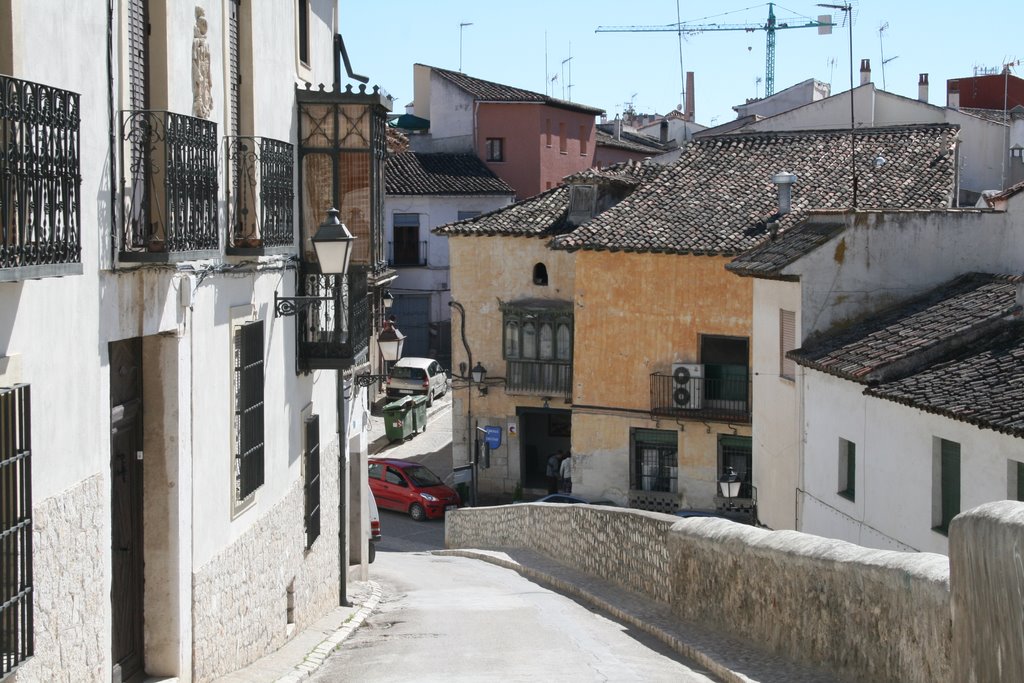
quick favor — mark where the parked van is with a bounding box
[386,357,447,405]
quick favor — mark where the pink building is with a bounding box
[410,64,604,199]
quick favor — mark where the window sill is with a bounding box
[931,525,950,537]
[0,262,83,283]
[838,490,855,502]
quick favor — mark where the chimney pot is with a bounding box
[659,120,669,144]
[772,172,798,215]
[685,71,695,122]
[918,73,929,103]
[860,59,871,86]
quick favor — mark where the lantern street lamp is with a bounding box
[274,209,356,317]
[376,320,406,363]
[718,466,742,504]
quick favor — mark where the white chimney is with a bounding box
[860,59,871,86]
[918,74,929,103]
[772,172,798,214]
[948,80,960,109]
[614,117,622,140]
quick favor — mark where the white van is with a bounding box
[386,357,447,405]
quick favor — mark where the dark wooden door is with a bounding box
[110,340,145,683]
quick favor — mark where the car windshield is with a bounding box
[404,465,442,487]
[390,366,426,380]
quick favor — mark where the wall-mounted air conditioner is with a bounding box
[671,363,703,409]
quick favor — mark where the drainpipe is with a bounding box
[448,301,476,505]
[337,374,348,607]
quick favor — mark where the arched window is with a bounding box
[504,321,519,358]
[533,263,548,286]
[539,323,554,360]
[522,323,537,359]
[556,323,571,360]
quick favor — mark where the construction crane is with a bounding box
[596,3,834,98]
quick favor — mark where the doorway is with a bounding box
[517,408,571,492]
[110,339,145,683]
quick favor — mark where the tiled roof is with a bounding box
[433,162,658,237]
[984,178,1024,205]
[551,125,958,255]
[790,273,1022,383]
[595,126,671,154]
[866,321,1024,437]
[726,215,847,279]
[422,64,604,115]
[385,152,515,196]
[958,107,1011,124]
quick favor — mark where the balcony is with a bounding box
[386,239,427,267]
[119,110,218,261]
[506,359,572,399]
[294,268,370,371]
[1,74,82,281]
[225,136,295,253]
[650,370,751,423]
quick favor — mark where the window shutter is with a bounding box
[780,309,796,379]
[236,320,265,498]
[304,414,321,548]
[940,440,960,532]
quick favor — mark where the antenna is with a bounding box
[755,76,763,99]
[459,22,473,72]
[826,57,838,87]
[561,46,573,101]
[878,22,898,90]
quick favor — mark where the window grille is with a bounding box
[235,320,265,499]
[303,414,321,548]
[1,384,33,676]
[632,428,677,493]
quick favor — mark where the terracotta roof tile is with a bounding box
[552,125,958,255]
[385,152,514,196]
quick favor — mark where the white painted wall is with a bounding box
[750,278,802,530]
[732,79,831,119]
[412,65,476,148]
[800,370,1023,555]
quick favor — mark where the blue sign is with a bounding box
[484,425,502,449]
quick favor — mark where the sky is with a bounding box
[339,0,1022,128]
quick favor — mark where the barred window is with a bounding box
[303,414,321,548]
[1,384,33,676]
[631,428,677,493]
[234,320,265,501]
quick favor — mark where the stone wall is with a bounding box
[13,475,106,683]
[950,501,1024,683]
[446,504,952,683]
[191,442,341,682]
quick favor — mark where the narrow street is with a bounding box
[312,552,719,682]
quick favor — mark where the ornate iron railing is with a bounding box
[506,359,572,399]
[0,74,81,277]
[295,267,370,371]
[225,135,294,250]
[650,371,752,423]
[119,110,218,258]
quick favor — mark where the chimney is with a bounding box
[614,117,622,140]
[947,79,960,109]
[659,120,669,144]
[918,74,929,103]
[685,71,695,122]
[772,172,798,214]
[860,59,871,86]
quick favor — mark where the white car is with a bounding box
[386,357,448,405]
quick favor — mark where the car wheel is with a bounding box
[426,390,433,407]
[410,502,427,522]
[368,543,376,564]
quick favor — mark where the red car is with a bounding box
[368,458,461,521]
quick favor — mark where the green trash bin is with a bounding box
[382,397,416,442]
[408,394,428,434]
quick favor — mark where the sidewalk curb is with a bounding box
[434,550,754,683]
[273,581,383,683]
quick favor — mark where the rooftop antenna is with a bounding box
[676,0,686,117]
[819,2,857,208]
[755,75,763,99]
[459,22,473,72]
[826,57,838,87]
[561,47,574,101]
[878,22,898,90]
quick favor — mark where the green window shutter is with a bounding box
[940,440,960,532]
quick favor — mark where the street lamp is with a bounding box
[274,209,355,317]
[382,289,394,313]
[718,466,742,502]
[470,362,487,391]
[376,319,406,363]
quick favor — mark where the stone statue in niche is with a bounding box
[192,6,213,118]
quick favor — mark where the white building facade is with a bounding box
[1,2,388,681]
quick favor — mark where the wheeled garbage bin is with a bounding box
[382,397,416,442]
[408,394,428,433]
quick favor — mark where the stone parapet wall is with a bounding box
[13,475,106,683]
[446,503,952,683]
[191,441,341,682]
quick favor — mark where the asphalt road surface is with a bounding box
[312,551,718,683]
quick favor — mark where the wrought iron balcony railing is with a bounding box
[1,73,82,280]
[386,240,428,267]
[119,110,218,260]
[225,136,295,252]
[294,267,370,371]
[505,359,572,399]
[650,371,752,423]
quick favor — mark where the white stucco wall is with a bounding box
[750,278,802,530]
[412,65,476,146]
[800,370,1023,555]
[733,79,831,119]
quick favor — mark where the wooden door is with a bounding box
[110,340,145,683]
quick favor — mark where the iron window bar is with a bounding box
[224,135,295,252]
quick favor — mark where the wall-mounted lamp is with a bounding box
[377,319,406,363]
[275,208,355,317]
[382,289,395,313]
[471,362,487,394]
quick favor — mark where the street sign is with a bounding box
[453,464,473,484]
[483,425,502,449]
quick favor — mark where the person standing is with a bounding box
[559,452,572,494]
[546,450,562,494]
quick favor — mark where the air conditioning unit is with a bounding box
[671,363,703,409]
